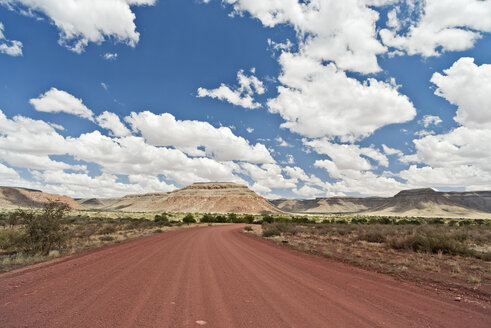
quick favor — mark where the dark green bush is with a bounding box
[99,236,114,242]
[200,214,215,223]
[378,217,394,225]
[351,218,368,224]
[262,227,281,237]
[244,215,255,224]
[154,214,169,225]
[22,202,70,255]
[182,214,196,224]
[428,217,445,225]
[243,226,253,232]
[292,216,312,224]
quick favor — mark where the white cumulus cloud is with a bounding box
[0,21,22,56]
[0,0,156,53]
[431,57,491,129]
[380,0,491,57]
[197,69,265,109]
[268,53,416,141]
[224,0,392,74]
[125,111,274,163]
[96,111,131,137]
[29,88,95,121]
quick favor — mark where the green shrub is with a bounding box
[182,214,196,224]
[387,232,474,257]
[7,210,23,228]
[335,219,347,224]
[154,214,169,225]
[378,217,394,225]
[262,215,274,223]
[99,225,117,235]
[262,228,281,237]
[357,231,386,243]
[292,216,312,224]
[244,215,255,224]
[0,229,25,251]
[200,214,215,223]
[243,226,253,232]
[227,213,239,223]
[351,218,368,224]
[22,202,70,255]
[428,217,445,225]
[99,236,115,242]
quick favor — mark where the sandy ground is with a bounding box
[0,225,490,327]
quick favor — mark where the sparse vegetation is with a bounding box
[154,213,169,225]
[0,206,205,272]
[256,218,491,295]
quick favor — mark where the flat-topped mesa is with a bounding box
[122,192,170,199]
[162,182,281,214]
[174,182,255,197]
[181,182,249,190]
[75,182,282,214]
[393,188,437,197]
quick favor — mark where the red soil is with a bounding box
[0,225,489,327]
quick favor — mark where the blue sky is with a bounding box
[0,0,490,198]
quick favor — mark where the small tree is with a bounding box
[22,202,70,255]
[182,214,196,224]
[154,213,169,225]
[244,215,255,224]
[7,210,23,229]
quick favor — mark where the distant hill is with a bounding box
[0,186,82,209]
[78,182,282,215]
[364,188,489,218]
[270,197,387,214]
[272,188,491,219]
[2,184,490,218]
[442,191,491,213]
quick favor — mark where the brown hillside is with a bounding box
[271,197,388,213]
[442,191,491,213]
[0,187,82,209]
[365,188,490,219]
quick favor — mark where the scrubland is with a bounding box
[0,205,202,272]
[249,216,491,300]
[2,203,490,303]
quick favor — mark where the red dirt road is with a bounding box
[1,225,489,327]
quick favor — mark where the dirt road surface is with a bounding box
[1,225,489,327]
